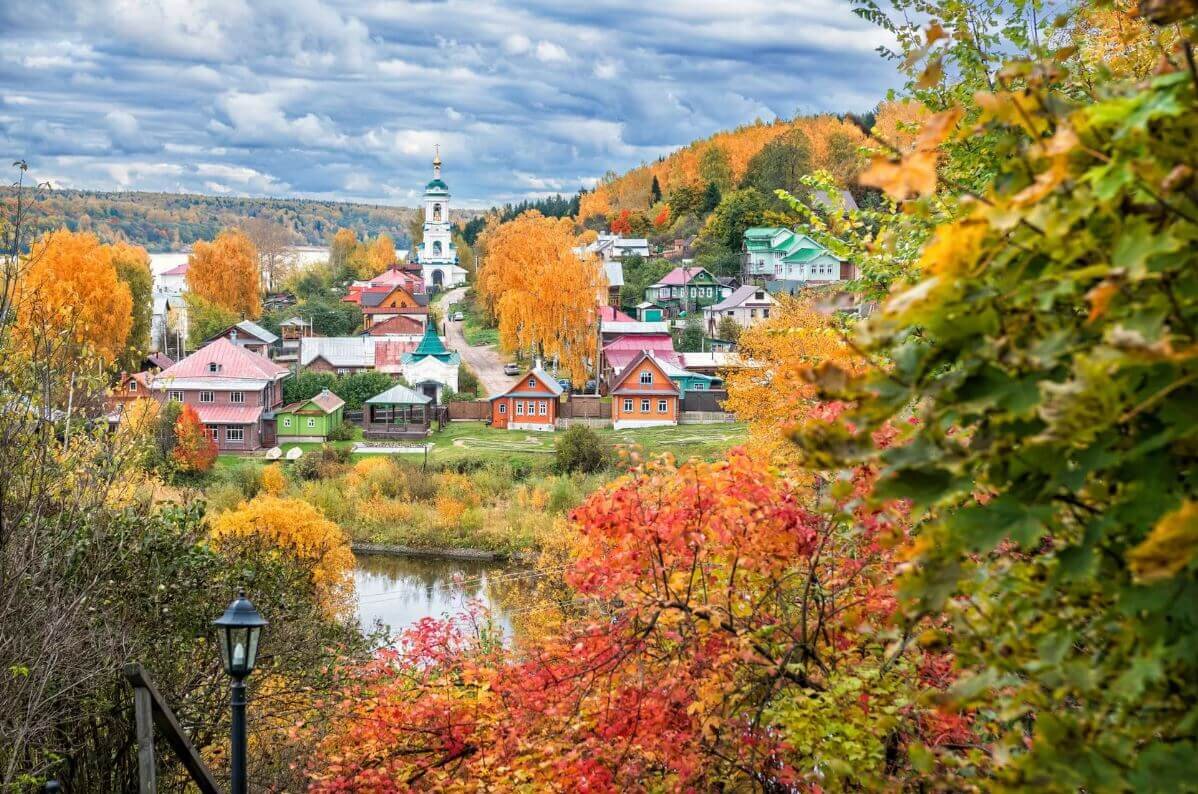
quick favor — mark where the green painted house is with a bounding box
[742,228,850,283]
[643,266,733,318]
[275,388,346,442]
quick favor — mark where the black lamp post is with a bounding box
[213,589,267,794]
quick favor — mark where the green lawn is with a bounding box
[217,421,746,470]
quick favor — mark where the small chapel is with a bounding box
[415,147,469,290]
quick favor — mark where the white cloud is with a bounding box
[501,33,532,55]
[593,59,621,80]
[535,41,569,63]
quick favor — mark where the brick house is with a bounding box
[149,338,290,451]
[608,351,680,430]
[489,365,564,431]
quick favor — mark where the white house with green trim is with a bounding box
[400,323,461,402]
[741,228,852,283]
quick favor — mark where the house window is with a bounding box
[230,391,244,404]
[127,381,137,392]
[538,401,547,415]
[528,377,535,388]
[226,427,244,442]
[498,403,507,415]
[516,401,524,415]
[207,362,220,373]
[750,309,757,319]
[282,417,292,428]
[640,399,650,412]
[658,400,668,413]
[623,398,633,412]
[199,391,214,403]
[168,390,184,403]
[307,417,316,428]
[764,308,770,318]
[639,370,653,385]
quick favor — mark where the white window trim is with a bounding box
[306,417,316,428]
[623,398,633,412]
[640,399,650,412]
[168,390,184,402]
[199,391,214,403]
[538,401,547,415]
[230,391,244,404]
[282,417,292,428]
[225,426,245,442]
[639,370,653,385]
[498,403,507,414]
[516,401,524,415]
[658,400,668,413]
[527,377,536,388]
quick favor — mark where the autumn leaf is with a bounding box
[1128,502,1198,582]
[860,150,939,201]
[1085,280,1120,323]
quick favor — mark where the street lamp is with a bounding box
[213,589,267,794]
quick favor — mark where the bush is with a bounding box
[546,475,584,514]
[400,467,439,502]
[222,462,264,498]
[555,425,607,474]
[292,444,351,481]
[326,421,356,442]
[458,364,481,398]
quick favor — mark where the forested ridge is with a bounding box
[0,188,426,251]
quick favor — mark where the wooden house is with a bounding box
[489,365,564,431]
[609,352,680,430]
[276,388,346,442]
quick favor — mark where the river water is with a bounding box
[353,553,520,643]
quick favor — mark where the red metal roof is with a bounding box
[193,404,263,424]
[363,305,428,315]
[374,339,418,370]
[602,334,675,352]
[161,262,189,276]
[655,266,710,286]
[368,314,425,335]
[158,338,288,380]
[598,305,635,322]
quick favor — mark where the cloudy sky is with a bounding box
[1,0,901,208]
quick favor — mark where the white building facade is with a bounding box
[415,148,468,290]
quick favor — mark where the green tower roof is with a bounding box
[405,323,457,363]
[425,178,449,192]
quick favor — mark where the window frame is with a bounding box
[516,401,524,416]
[282,417,292,428]
[199,391,214,403]
[639,370,653,385]
[498,402,507,415]
[230,391,244,404]
[225,426,245,443]
[538,401,547,416]
[306,417,316,428]
[658,399,668,413]
[168,390,184,403]
[623,398,633,412]
[640,399,650,413]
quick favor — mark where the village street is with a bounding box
[435,287,516,397]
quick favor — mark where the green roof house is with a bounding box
[742,228,851,283]
[643,266,733,319]
[276,388,346,442]
[400,324,461,402]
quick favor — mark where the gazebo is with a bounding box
[363,383,433,439]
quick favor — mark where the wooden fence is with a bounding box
[680,390,728,413]
[447,400,490,421]
[561,397,611,419]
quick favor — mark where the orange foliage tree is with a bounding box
[209,495,354,611]
[171,404,217,473]
[475,211,603,381]
[723,295,870,462]
[13,230,132,367]
[579,116,868,219]
[362,234,397,279]
[609,208,633,235]
[309,448,955,790]
[187,229,261,319]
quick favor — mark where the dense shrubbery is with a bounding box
[283,370,397,410]
[554,424,608,473]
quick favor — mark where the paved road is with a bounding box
[436,288,517,398]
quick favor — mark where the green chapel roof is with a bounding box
[402,323,460,364]
[425,178,449,192]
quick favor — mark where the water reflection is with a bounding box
[354,552,521,644]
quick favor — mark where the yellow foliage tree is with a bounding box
[871,99,930,154]
[209,496,354,610]
[259,463,287,496]
[722,295,870,463]
[476,211,603,381]
[329,228,357,274]
[14,230,132,367]
[187,229,261,319]
[361,234,397,279]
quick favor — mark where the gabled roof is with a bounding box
[602,334,675,353]
[652,266,716,287]
[597,305,635,323]
[208,319,279,346]
[363,305,428,316]
[489,366,564,400]
[280,316,311,328]
[707,284,776,312]
[407,323,453,361]
[161,261,189,276]
[145,352,174,370]
[280,388,345,415]
[155,338,288,383]
[300,337,376,368]
[366,382,432,405]
[366,314,425,336]
[608,351,681,396]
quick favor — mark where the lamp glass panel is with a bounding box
[246,626,261,671]
[231,627,249,674]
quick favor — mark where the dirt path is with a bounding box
[436,288,517,398]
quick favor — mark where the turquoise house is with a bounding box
[742,228,850,283]
[275,388,346,442]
